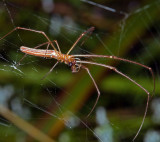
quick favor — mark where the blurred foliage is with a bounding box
[0,0,160,142]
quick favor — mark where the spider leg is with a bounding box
[77,60,150,141]
[67,27,95,55]
[52,40,61,53]
[41,61,59,80]
[73,54,155,96]
[81,65,100,117]
[0,27,61,67]
[0,27,57,51]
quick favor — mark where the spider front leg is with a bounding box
[77,60,150,141]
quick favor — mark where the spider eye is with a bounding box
[68,62,73,67]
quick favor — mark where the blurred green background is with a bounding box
[0,0,160,142]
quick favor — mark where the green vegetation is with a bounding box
[0,0,159,142]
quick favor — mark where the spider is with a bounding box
[0,26,155,141]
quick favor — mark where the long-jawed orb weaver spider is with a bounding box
[0,26,155,141]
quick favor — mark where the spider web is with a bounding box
[0,0,160,142]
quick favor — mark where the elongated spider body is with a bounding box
[20,46,80,72]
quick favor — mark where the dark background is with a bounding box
[0,0,160,142]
